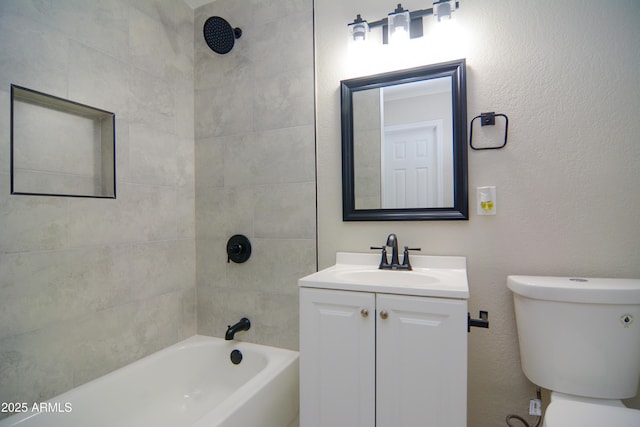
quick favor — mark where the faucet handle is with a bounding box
[371,246,390,269]
[401,246,422,269]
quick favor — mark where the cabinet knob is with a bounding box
[361,308,369,318]
[380,310,388,320]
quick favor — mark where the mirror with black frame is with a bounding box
[341,59,468,221]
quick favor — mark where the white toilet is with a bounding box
[507,275,640,427]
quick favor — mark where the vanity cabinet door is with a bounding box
[376,294,468,427]
[299,288,375,427]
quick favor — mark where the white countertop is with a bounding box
[299,252,469,299]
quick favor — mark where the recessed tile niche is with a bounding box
[10,85,116,198]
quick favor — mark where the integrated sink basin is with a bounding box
[299,252,469,299]
[336,269,440,286]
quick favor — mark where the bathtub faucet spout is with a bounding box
[225,317,251,340]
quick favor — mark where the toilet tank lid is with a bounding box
[507,275,640,304]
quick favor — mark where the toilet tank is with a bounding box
[507,275,640,399]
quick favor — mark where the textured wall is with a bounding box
[194,0,316,350]
[0,0,196,416]
[315,0,640,425]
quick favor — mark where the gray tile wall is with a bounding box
[194,0,316,350]
[0,0,196,414]
[0,0,316,415]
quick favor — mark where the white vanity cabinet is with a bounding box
[376,292,467,427]
[300,288,376,427]
[299,252,469,427]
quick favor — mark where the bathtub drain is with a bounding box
[230,349,243,365]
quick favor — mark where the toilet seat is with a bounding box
[544,400,640,427]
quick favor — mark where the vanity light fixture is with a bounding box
[348,14,369,42]
[348,1,460,44]
[433,0,455,21]
[388,4,411,44]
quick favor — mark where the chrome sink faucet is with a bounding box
[371,234,421,270]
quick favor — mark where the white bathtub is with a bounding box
[0,335,299,427]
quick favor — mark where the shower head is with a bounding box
[203,16,242,55]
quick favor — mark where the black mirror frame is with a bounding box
[341,59,468,221]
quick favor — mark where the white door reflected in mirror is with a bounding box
[353,76,454,210]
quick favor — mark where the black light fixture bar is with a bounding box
[367,7,435,29]
[350,1,459,44]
